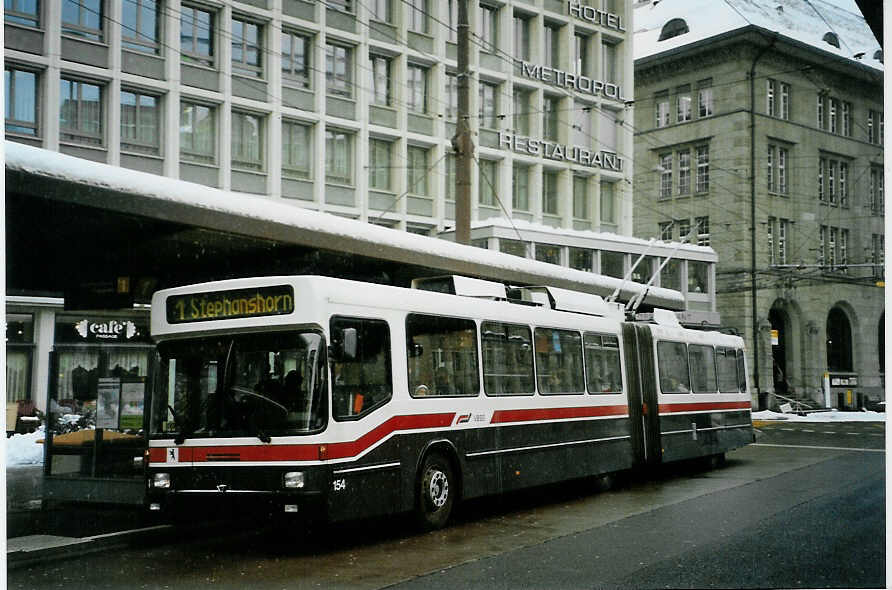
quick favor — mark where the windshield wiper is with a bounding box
[168,404,192,445]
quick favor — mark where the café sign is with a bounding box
[74,319,140,341]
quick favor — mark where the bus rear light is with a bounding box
[149,503,161,511]
[318,445,327,460]
[284,471,305,489]
[284,504,298,513]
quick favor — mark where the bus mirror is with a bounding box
[341,328,358,360]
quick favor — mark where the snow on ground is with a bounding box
[752,409,886,422]
[5,426,46,466]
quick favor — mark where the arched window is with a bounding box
[822,32,840,48]
[826,307,853,372]
[659,18,689,42]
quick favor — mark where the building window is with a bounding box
[179,101,215,164]
[767,79,790,119]
[688,261,708,293]
[477,158,497,206]
[600,181,615,226]
[818,157,825,201]
[325,129,353,185]
[121,0,160,54]
[369,54,392,107]
[282,30,311,89]
[231,110,263,171]
[544,22,561,69]
[181,4,214,67]
[479,4,498,53]
[407,145,430,196]
[829,98,838,133]
[777,218,788,265]
[445,154,455,202]
[62,0,103,41]
[513,164,529,211]
[676,84,691,123]
[59,78,103,146]
[543,95,560,141]
[658,153,672,199]
[574,34,590,77]
[6,0,39,27]
[868,110,883,144]
[479,81,498,129]
[368,0,391,22]
[698,79,713,118]
[326,43,353,98]
[368,138,392,191]
[817,93,825,128]
[513,87,531,135]
[601,41,617,84]
[678,219,691,241]
[543,170,559,215]
[768,145,787,195]
[603,251,625,279]
[655,90,669,128]
[407,63,429,114]
[695,145,709,193]
[5,67,38,136]
[500,239,527,257]
[870,167,884,215]
[828,226,837,269]
[447,0,457,42]
[817,224,824,267]
[872,234,885,279]
[659,221,674,241]
[840,229,848,271]
[569,248,593,272]
[677,149,691,195]
[120,89,159,155]
[282,120,312,180]
[573,176,589,220]
[767,217,775,266]
[839,161,848,207]
[328,0,353,12]
[535,244,561,266]
[445,72,458,120]
[514,13,530,60]
[695,216,709,247]
[841,101,852,136]
[231,17,263,78]
[408,0,428,34]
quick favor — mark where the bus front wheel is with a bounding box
[416,453,455,530]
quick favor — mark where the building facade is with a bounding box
[632,0,884,409]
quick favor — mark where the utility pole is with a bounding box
[452,0,473,245]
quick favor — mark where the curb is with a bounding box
[7,524,173,570]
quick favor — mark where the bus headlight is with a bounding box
[283,471,305,489]
[152,472,171,489]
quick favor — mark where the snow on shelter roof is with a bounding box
[5,142,686,309]
[634,0,882,71]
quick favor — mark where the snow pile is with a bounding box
[6,426,46,466]
[753,409,886,422]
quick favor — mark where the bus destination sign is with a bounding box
[166,285,295,324]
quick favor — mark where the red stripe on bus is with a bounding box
[658,401,751,414]
[491,405,629,424]
[152,412,455,463]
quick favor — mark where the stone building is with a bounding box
[632,0,884,409]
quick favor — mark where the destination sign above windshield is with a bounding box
[166,285,295,324]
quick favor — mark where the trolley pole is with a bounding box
[452,0,474,245]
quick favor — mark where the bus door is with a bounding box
[622,324,662,468]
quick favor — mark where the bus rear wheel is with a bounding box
[416,453,455,530]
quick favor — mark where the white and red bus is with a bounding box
[146,275,752,529]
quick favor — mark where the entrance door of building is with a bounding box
[769,308,790,394]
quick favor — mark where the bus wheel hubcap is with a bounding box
[428,471,448,508]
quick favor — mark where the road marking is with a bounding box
[780,428,795,431]
[802,429,815,433]
[823,431,836,434]
[847,432,860,435]
[753,443,885,453]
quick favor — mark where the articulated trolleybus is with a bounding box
[146,275,753,529]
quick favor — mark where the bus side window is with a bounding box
[330,316,392,420]
[657,341,690,393]
[534,328,585,395]
[688,344,717,393]
[481,321,534,396]
[583,333,623,394]
[406,314,479,397]
[716,347,739,393]
[736,349,748,392]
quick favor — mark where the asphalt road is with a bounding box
[7,421,886,589]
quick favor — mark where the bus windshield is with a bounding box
[151,331,327,438]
